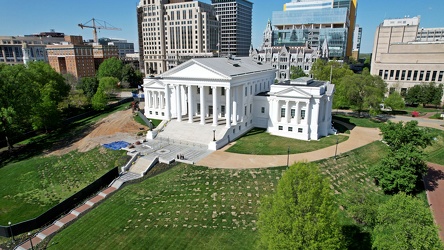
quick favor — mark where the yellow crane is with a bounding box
[78,18,121,43]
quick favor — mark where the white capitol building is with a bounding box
[143,56,336,150]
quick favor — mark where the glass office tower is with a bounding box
[272,0,357,59]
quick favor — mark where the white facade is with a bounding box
[143,57,335,150]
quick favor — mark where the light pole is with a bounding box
[213,129,216,142]
[287,146,290,168]
[28,232,34,250]
[8,221,14,243]
[334,135,339,160]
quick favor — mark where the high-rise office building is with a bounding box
[371,16,444,102]
[137,0,220,75]
[271,0,358,59]
[211,0,253,56]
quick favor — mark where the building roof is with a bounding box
[275,77,327,87]
[162,56,276,80]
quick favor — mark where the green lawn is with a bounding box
[0,148,128,225]
[48,164,286,249]
[226,128,348,155]
[425,130,444,165]
[48,142,394,249]
[333,115,384,128]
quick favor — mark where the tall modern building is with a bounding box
[271,0,358,59]
[137,0,220,75]
[211,0,253,56]
[351,25,362,60]
[371,16,444,102]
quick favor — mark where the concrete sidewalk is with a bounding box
[197,125,381,169]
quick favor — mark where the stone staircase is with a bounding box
[129,155,158,177]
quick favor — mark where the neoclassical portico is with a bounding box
[143,57,333,150]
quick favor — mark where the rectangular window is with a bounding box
[197,87,200,94]
[244,106,247,116]
[432,71,437,82]
[278,126,283,131]
[425,71,431,81]
[384,70,389,80]
[439,71,444,82]
[390,70,394,79]
[245,87,247,96]
[291,109,295,118]
[401,88,407,97]
[298,128,303,133]
[288,127,293,132]
[281,108,286,118]
[407,70,412,80]
[250,104,252,114]
[301,110,306,119]
[261,107,265,113]
[419,71,424,81]
[413,70,418,80]
[221,105,225,117]
[395,70,400,80]
[197,103,201,114]
[221,88,225,96]
[401,70,406,80]
[250,86,253,95]
[209,87,212,95]
[378,70,383,77]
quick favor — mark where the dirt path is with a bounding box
[424,162,444,242]
[49,109,147,156]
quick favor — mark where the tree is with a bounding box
[405,83,444,107]
[372,193,443,250]
[310,59,354,83]
[342,184,380,228]
[92,77,119,110]
[78,76,99,99]
[384,92,405,112]
[258,162,343,249]
[97,57,123,80]
[336,72,386,115]
[370,121,434,193]
[27,62,70,131]
[121,64,143,88]
[289,66,307,79]
[404,85,422,105]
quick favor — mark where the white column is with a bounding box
[306,100,311,125]
[152,91,157,109]
[232,87,237,125]
[144,88,149,112]
[276,100,280,122]
[285,101,290,123]
[188,85,194,123]
[212,86,218,126]
[176,85,182,122]
[225,87,231,128]
[200,86,205,125]
[295,101,300,124]
[165,84,171,119]
[147,91,152,108]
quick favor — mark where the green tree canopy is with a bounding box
[336,73,386,115]
[384,92,405,112]
[372,193,443,250]
[78,76,99,99]
[258,162,343,249]
[121,64,143,88]
[92,77,119,110]
[97,57,123,80]
[405,82,444,107]
[289,66,308,79]
[370,121,434,194]
[310,59,354,83]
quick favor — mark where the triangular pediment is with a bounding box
[275,87,312,98]
[161,60,230,80]
[143,79,165,89]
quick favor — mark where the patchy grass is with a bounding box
[333,115,384,128]
[48,142,394,249]
[226,128,348,155]
[425,130,444,165]
[429,113,443,120]
[48,164,286,249]
[0,147,128,225]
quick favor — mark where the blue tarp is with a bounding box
[102,141,130,150]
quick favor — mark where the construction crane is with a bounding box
[78,18,121,43]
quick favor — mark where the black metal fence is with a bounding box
[0,167,119,237]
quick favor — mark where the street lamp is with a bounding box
[8,221,14,243]
[334,135,339,160]
[28,232,34,250]
[213,129,216,141]
[287,146,290,168]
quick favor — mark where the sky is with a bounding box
[1,0,444,54]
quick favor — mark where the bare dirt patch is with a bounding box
[49,109,148,156]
